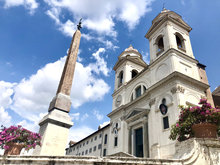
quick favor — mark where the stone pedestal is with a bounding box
[33,109,73,156]
[48,93,72,112]
[174,138,220,165]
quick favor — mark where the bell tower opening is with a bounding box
[132,69,138,78]
[156,35,164,56]
[175,33,185,51]
[118,71,123,87]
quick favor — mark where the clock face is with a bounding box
[115,95,122,107]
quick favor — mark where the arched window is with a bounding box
[118,71,123,87]
[135,86,142,98]
[156,36,164,54]
[131,70,138,79]
[130,84,147,102]
[175,33,185,50]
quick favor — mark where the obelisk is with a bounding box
[33,20,82,156]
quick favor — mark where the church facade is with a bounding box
[66,9,213,159]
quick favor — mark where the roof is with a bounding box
[213,86,220,96]
[145,9,192,39]
[67,123,110,149]
[212,86,220,107]
[113,45,147,71]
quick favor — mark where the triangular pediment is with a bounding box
[126,110,142,119]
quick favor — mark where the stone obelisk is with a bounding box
[33,21,82,156]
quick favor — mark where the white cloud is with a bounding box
[68,126,95,142]
[70,112,80,121]
[93,110,104,121]
[11,57,65,122]
[3,0,38,14]
[46,8,76,37]
[89,48,110,76]
[81,113,89,121]
[118,0,153,30]
[99,121,110,128]
[16,119,39,133]
[0,81,16,108]
[10,49,110,121]
[0,107,12,127]
[44,0,154,36]
[142,51,150,64]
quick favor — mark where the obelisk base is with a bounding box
[48,93,72,112]
[33,109,73,156]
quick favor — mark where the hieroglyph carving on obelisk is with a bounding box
[33,20,82,156]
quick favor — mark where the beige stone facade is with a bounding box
[67,9,215,160]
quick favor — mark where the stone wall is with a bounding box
[0,155,182,165]
[0,138,219,165]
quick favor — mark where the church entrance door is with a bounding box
[135,127,143,157]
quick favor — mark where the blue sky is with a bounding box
[0,0,220,142]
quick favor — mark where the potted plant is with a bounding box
[0,125,41,155]
[169,99,220,142]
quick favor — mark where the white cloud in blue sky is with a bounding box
[44,0,154,38]
[3,0,38,14]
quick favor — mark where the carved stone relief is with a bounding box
[171,86,185,94]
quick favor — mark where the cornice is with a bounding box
[112,48,199,97]
[145,16,191,39]
[113,56,147,71]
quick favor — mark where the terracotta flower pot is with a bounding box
[192,123,217,138]
[4,143,25,155]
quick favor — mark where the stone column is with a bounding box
[142,117,149,158]
[131,129,134,155]
[128,126,132,154]
[33,29,81,156]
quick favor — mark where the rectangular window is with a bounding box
[85,150,88,155]
[163,116,169,129]
[103,149,106,156]
[98,144,102,149]
[89,148,92,153]
[83,142,85,146]
[93,146,96,151]
[91,138,93,142]
[82,151,84,155]
[79,144,81,148]
[114,137,118,147]
[86,141,89,144]
[95,136,97,140]
[73,147,75,151]
[135,86,141,98]
[104,134,108,144]
[99,134,102,138]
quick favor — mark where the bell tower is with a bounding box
[112,45,147,110]
[145,8,194,63]
[145,8,214,105]
[113,45,147,91]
